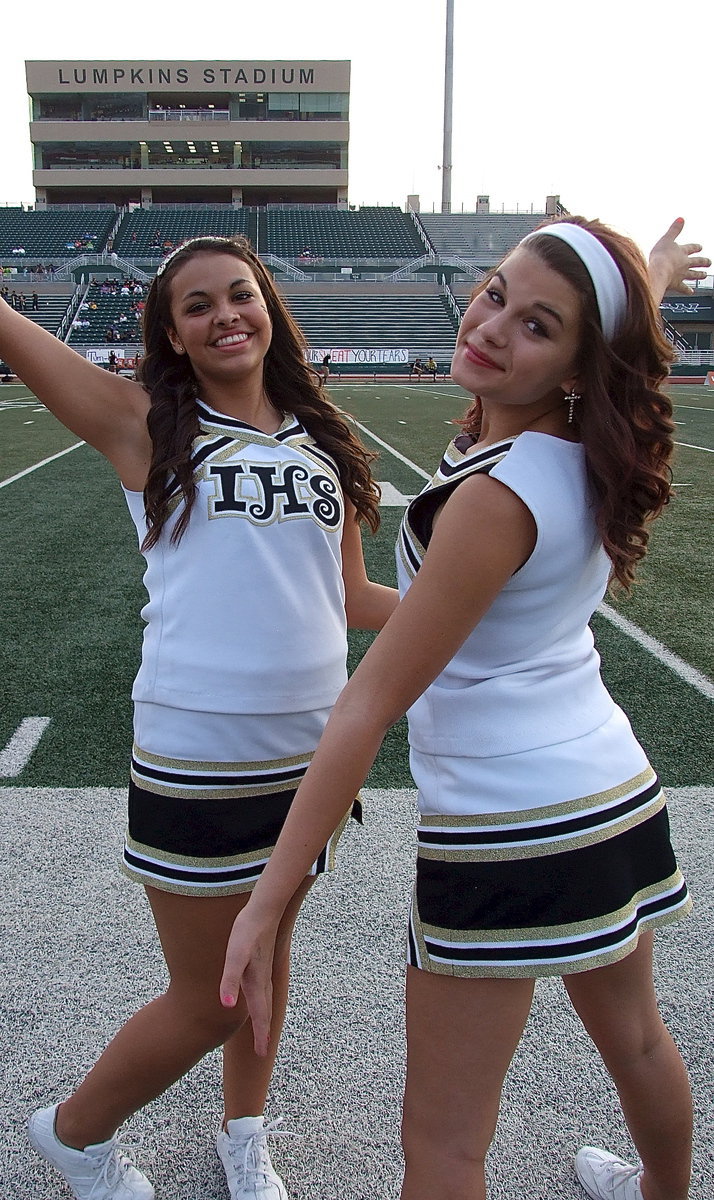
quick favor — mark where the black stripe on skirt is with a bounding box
[409,803,691,977]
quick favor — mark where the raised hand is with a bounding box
[648,217,711,300]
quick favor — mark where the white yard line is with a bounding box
[0,441,85,489]
[599,603,714,701]
[674,441,713,453]
[0,718,51,776]
[347,416,431,481]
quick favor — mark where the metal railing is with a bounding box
[673,349,714,365]
[662,320,691,353]
[58,277,90,342]
[0,267,65,281]
[3,202,118,211]
[438,256,486,281]
[261,254,308,281]
[51,254,153,283]
[441,280,462,326]
[385,255,437,281]
[148,108,230,122]
[133,202,238,211]
[408,207,435,256]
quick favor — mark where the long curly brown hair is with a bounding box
[137,236,380,549]
[460,216,675,592]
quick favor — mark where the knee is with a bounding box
[164,981,249,1044]
[401,1102,489,1185]
[629,1017,671,1061]
[599,1013,675,1080]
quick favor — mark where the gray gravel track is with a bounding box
[1,784,711,1199]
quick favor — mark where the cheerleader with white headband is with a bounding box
[222,218,709,1200]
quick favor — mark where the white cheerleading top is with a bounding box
[397,432,616,758]
[124,401,347,713]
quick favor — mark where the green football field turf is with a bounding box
[0,382,712,789]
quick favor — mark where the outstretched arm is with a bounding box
[648,217,710,304]
[220,473,537,1052]
[0,298,151,486]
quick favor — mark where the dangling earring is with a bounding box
[566,388,582,425]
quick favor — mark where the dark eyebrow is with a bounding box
[492,269,565,328]
[181,277,254,301]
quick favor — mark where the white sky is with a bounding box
[1,0,712,264]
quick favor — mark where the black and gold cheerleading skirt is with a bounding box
[121,704,353,897]
[408,724,691,978]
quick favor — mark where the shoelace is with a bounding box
[86,1138,142,1200]
[599,1161,643,1200]
[225,1118,298,1187]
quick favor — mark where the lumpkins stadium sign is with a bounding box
[26,61,349,93]
[57,65,317,86]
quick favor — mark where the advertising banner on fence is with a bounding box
[306,348,409,365]
[84,348,137,364]
[84,349,138,370]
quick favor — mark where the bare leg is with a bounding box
[565,932,692,1200]
[221,877,313,1121]
[54,881,310,1149]
[400,966,535,1200]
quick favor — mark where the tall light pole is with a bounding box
[441,0,454,213]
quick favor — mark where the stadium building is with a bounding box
[0,59,709,380]
[26,59,350,208]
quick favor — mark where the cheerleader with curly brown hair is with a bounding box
[0,235,397,1200]
[221,219,709,1200]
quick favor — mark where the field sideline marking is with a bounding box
[599,605,714,700]
[348,416,431,481]
[0,441,85,489]
[674,441,713,454]
[352,414,714,702]
[0,718,51,777]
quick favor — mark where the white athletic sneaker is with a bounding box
[575,1145,644,1200]
[28,1104,155,1200]
[216,1116,289,1200]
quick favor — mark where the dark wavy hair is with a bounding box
[137,236,380,548]
[460,216,675,592]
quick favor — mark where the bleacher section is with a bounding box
[67,281,144,346]
[0,206,594,367]
[114,208,257,257]
[1,206,544,272]
[0,209,115,259]
[264,207,424,260]
[282,286,458,358]
[418,213,547,266]
[0,291,72,336]
[2,201,706,372]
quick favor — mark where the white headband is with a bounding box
[522,222,628,342]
